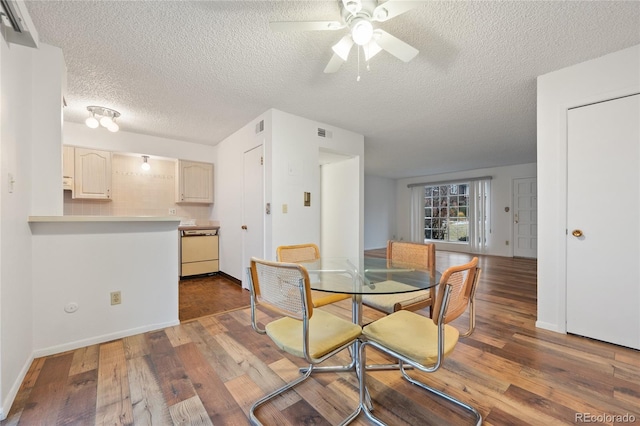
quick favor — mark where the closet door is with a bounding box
[567,94,639,349]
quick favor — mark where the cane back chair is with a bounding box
[248,258,362,425]
[358,257,483,425]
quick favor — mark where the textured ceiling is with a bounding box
[25,1,640,179]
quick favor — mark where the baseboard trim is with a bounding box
[535,320,565,333]
[219,271,241,285]
[1,352,35,421]
[33,320,180,358]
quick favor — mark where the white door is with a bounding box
[242,145,264,290]
[513,177,537,258]
[567,94,640,349]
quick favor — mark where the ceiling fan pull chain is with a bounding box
[365,45,371,71]
[357,45,361,82]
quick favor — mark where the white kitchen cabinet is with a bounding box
[62,145,74,192]
[176,160,213,204]
[74,148,112,200]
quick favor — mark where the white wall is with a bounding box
[216,110,271,280]
[271,109,364,259]
[215,108,364,281]
[0,41,65,419]
[31,45,65,216]
[64,122,217,165]
[537,44,640,333]
[1,40,34,420]
[30,220,179,356]
[364,175,396,250]
[321,157,361,258]
[394,163,537,257]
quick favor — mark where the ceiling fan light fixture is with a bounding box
[364,40,383,61]
[351,19,373,46]
[332,35,354,61]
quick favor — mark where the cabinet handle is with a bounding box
[241,225,248,230]
[572,229,583,237]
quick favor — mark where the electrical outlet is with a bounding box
[110,291,121,305]
[168,208,177,215]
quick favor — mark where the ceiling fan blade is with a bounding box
[374,29,419,62]
[372,0,421,22]
[269,21,345,32]
[363,41,383,61]
[331,35,355,61]
[324,54,344,73]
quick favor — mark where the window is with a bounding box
[410,177,490,252]
[424,184,469,242]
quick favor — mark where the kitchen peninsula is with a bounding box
[28,215,180,357]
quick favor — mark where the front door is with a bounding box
[242,145,264,290]
[513,177,537,258]
[566,94,640,349]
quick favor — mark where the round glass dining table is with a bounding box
[299,256,441,325]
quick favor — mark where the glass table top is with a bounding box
[298,257,440,295]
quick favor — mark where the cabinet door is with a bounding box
[176,160,213,203]
[74,148,112,199]
[62,145,74,191]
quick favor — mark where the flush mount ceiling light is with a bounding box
[85,106,120,132]
[141,155,150,171]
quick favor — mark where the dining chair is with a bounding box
[276,243,351,307]
[248,258,362,426]
[362,240,437,316]
[358,257,482,425]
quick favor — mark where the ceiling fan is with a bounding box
[270,0,420,74]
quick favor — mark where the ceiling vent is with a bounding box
[255,119,264,134]
[0,0,38,48]
[317,128,333,138]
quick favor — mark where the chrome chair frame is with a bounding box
[356,262,483,426]
[247,260,361,426]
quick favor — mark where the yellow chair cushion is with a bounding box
[362,310,459,366]
[266,309,362,359]
[310,290,350,308]
[361,290,431,314]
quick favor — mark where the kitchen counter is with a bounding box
[28,215,180,223]
[178,220,220,232]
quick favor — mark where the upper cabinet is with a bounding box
[62,145,75,192]
[176,160,213,204]
[74,148,112,200]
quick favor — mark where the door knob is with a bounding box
[241,225,248,230]
[572,229,583,237]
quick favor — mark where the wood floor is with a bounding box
[3,251,639,425]
[179,274,250,322]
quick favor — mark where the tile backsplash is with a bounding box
[64,154,212,220]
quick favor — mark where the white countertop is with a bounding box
[28,216,181,223]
